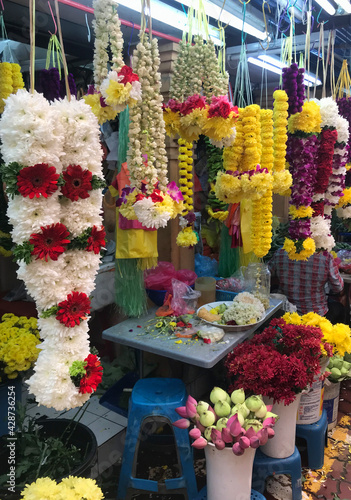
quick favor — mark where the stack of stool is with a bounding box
[296,409,328,469]
[116,378,198,500]
[252,447,302,500]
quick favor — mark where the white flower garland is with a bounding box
[0,92,104,410]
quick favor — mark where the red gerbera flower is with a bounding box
[61,165,93,202]
[150,189,164,203]
[86,226,106,254]
[30,223,70,261]
[17,163,59,199]
[118,65,139,84]
[56,291,91,328]
[79,354,103,394]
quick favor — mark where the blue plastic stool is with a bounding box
[295,409,328,470]
[117,378,198,500]
[252,447,302,500]
[195,486,266,499]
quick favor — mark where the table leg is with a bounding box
[135,348,144,378]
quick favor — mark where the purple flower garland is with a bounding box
[39,68,77,102]
[337,97,351,164]
[282,63,305,116]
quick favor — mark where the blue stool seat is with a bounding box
[117,378,198,500]
[252,447,302,500]
[195,486,266,499]
[296,409,328,470]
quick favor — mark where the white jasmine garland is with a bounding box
[310,216,335,252]
[335,115,350,145]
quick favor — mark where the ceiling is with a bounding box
[2,0,351,92]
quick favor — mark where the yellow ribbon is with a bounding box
[335,59,351,99]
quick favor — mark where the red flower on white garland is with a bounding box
[30,223,70,261]
[86,226,106,254]
[79,354,103,394]
[61,164,93,201]
[118,65,139,85]
[56,291,91,328]
[17,163,59,199]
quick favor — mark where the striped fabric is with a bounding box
[269,249,344,315]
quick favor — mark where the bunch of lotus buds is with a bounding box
[173,387,278,456]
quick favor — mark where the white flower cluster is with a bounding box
[234,292,265,316]
[209,127,236,149]
[0,91,104,410]
[310,215,335,252]
[93,0,124,86]
[133,197,170,229]
[202,39,228,98]
[100,70,142,112]
[127,34,169,192]
[169,40,191,101]
[223,301,264,326]
[316,97,339,129]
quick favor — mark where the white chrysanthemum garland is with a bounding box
[119,33,183,230]
[85,0,141,124]
[0,91,104,410]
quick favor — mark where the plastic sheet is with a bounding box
[144,262,197,292]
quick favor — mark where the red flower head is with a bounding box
[208,96,236,119]
[86,226,106,254]
[180,94,207,116]
[56,291,91,328]
[79,354,103,394]
[30,223,70,261]
[17,163,59,199]
[118,65,139,84]
[61,165,93,202]
[165,99,182,113]
[150,189,164,203]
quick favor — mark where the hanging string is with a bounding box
[335,60,351,99]
[29,0,36,94]
[85,13,91,43]
[259,0,270,51]
[304,9,311,100]
[46,1,65,78]
[330,30,335,98]
[313,22,323,99]
[54,0,70,100]
[323,30,332,98]
[127,22,135,58]
[146,0,152,41]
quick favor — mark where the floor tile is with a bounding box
[88,418,125,447]
[84,396,111,417]
[102,410,128,427]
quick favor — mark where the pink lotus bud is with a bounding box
[214,439,225,450]
[189,427,202,440]
[172,418,190,429]
[222,427,233,444]
[186,400,198,418]
[267,428,275,439]
[245,427,256,439]
[187,395,198,406]
[208,405,218,423]
[266,404,273,412]
[263,417,276,428]
[196,422,206,433]
[191,437,208,449]
[175,406,188,418]
[230,415,242,437]
[239,436,250,449]
[211,428,221,443]
[257,428,269,446]
[249,436,260,448]
[232,442,245,456]
[227,414,236,427]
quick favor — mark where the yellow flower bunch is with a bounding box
[289,205,314,219]
[241,104,261,171]
[214,172,242,203]
[215,170,273,204]
[179,108,207,143]
[11,63,25,93]
[176,226,198,247]
[251,189,273,258]
[104,80,133,107]
[283,237,316,261]
[288,101,322,135]
[272,90,288,172]
[0,313,41,382]
[336,187,351,208]
[21,476,104,500]
[178,138,194,214]
[0,62,25,114]
[118,190,138,220]
[260,109,274,172]
[83,93,117,125]
[156,193,184,218]
[223,108,244,171]
[207,206,229,221]
[202,110,237,142]
[163,108,181,137]
[272,170,293,196]
[283,311,351,357]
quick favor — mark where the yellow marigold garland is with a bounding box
[272,89,292,194]
[178,138,194,214]
[336,187,351,208]
[289,205,314,219]
[179,108,207,143]
[176,226,198,247]
[223,108,244,171]
[288,101,322,135]
[241,104,261,171]
[0,62,24,114]
[282,237,316,261]
[11,63,25,93]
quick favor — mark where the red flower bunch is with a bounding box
[79,354,103,394]
[56,291,91,328]
[164,99,182,113]
[311,201,324,217]
[208,95,238,119]
[225,318,323,405]
[61,164,93,201]
[118,65,139,84]
[314,128,338,194]
[180,94,207,116]
[86,225,106,254]
[30,223,70,261]
[17,163,59,199]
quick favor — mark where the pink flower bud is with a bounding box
[175,406,188,418]
[214,439,225,450]
[186,400,197,418]
[221,427,233,444]
[191,437,208,449]
[245,427,256,439]
[232,442,245,456]
[239,436,250,449]
[172,418,190,429]
[263,417,276,428]
[187,395,198,406]
[189,427,202,440]
[249,436,260,448]
[257,428,269,446]
[230,415,242,437]
[267,428,275,439]
[211,428,221,443]
[266,405,273,412]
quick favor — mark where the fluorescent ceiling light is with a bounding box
[257,55,322,85]
[249,57,322,87]
[172,0,267,40]
[314,0,336,15]
[336,0,351,13]
[116,0,221,44]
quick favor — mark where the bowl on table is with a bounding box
[197,301,266,333]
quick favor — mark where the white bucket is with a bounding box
[297,357,329,425]
[204,443,256,500]
[323,381,341,430]
[261,394,301,459]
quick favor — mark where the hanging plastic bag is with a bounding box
[195,254,218,277]
[170,279,201,316]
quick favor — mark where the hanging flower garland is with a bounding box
[282,63,305,117]
[337,96,351,168]
[283,101,322,260]
[0,62,25,113]
[84,0,141,124]
[272,89,292,194]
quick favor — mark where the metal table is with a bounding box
[102,298,283,369]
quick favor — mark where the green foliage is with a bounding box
[0,162,22,198]
[69,229,91,251]
[263,220,289,263]
[40,306,59,318]
[13,242,34,264]
[91,176,106,190]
